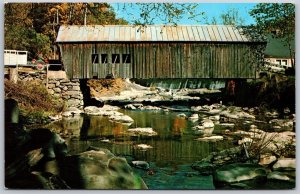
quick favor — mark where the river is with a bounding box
[47,108,238,189]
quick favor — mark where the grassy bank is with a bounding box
[4,79,65,125]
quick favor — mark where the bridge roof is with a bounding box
[56,25,263,43]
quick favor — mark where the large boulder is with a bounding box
[213,163,267,188]
[58,148,147,189]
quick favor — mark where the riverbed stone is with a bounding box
[267,171,295,182]
[272,158,296,170]
[58,148,147,189]
[134,144,153,150]
[132,161,150,170]
[124,104,136,110]
[109,114,134,124]
[269,119,294,132]
[213,163,267,185]
[202,119,214,128]
[127,128,158,136]
[188,114,199,122]
[259,154,277,166]
[194,127,214,136]
[62,107,83,117]
[195,135,223,141]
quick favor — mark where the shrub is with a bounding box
[5,79,64,125]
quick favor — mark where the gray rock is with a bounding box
[124,104,136,110]
[267,171,295,182]
[72,86,81,91]
[62,107,83,117]
[109,115,134,124]
[59,149,147,189]
[272,158,296,170]
[196,135,223,141]
[259,154,277,166]
[213,163,267,184]
[127,128,158,136]
[47,84,56,89]
[66,99,82,108]
[132,161,150,170]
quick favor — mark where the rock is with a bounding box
[109,115,134,124]
[132,161,150,170]
[48,114,62,121]
[53,87,61,93]
[84,106,122,116]
[218,123,235,129]
[59,148,147,189]
[127,128,158,136]
[202,119,214,128]
[101,105,120,111]
[134,144,153,150]
[238,137,253,145]
[177,113,187,118]
[196,135,223,141]
[265,111,279,118]
[188,114,199,122]
[272,158,296,170]
[62,107,83,117]
[213,163,267,184]
[209,115,220,121]
[220,110,255,120]
[124,104,136,110]
[194,128,214,136]
[141,105,161,111]
[259,154,277,166]
[66,99,82,107]
[269,119,294,132]
[84,106,102,115]
[267,171,295,182]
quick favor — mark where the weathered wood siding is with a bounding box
[59,42,258,79]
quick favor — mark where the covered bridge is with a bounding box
[56,25,266,79]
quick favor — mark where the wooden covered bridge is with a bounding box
[56,25,266,79]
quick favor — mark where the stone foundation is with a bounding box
[16,70,83,109]
[48,79,83,109]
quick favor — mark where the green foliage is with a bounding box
[205,8,245,26]
[115,3,203,25]
[4,3,128,59]
[249,3,295,67]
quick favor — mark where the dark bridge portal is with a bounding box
[56,25,266,79]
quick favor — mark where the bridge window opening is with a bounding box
[101,54,108,63]
[122,54,131,63]
[92,54,99,64]
[112,54,120,64]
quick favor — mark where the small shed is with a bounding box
[56,25,266,79]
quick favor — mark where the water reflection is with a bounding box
[47,110,235,166]
[172,117,187,136]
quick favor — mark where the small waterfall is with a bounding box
[132,78,226,90]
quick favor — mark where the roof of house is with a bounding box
[56,25,264,43]
[264,34,295,58]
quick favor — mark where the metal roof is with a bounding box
[56,25,261,43]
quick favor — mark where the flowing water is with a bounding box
[48,109,236,189]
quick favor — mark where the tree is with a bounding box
[114,3,203,26]
[4,3,128,59]
[249,3,295,68]
[205,8,244,26]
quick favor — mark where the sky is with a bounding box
[110,3,258,25]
